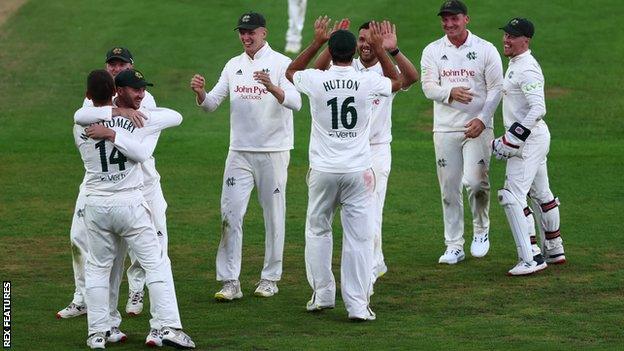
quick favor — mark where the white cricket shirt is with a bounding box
[80,91,163,199]
[352,58,396,145]
[502,50,547,132]
[74,106,182,202]
[421,31,503,132]
[199,43,301,151]
[293,65,392,173]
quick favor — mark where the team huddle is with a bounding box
[60,0,566,349]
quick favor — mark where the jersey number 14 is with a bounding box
[327,96,357,129]
[95,140,127,172]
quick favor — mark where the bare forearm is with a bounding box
[287,40,324,82]
[314,47,332,70]
[393,52,419,88]
[374,46,401,91]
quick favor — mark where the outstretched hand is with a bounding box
[313,16,333,44]
[367,21,384,52]
[380,20,398,51]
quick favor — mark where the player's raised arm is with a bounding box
[380,20,419,89]
[368,21,401,92]
[286,15,333,82]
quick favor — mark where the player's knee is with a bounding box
[497,188,523,208]
[465,178,488,193]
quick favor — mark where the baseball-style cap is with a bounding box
[500,17,535,38]
[105,47,134,64]
[115,69,153,88]
[234,12,266,30]
[437,0,468,16]
[328,30,356,55]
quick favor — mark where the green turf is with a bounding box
[1,0,623,350]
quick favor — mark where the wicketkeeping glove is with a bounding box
[492,122,531,160]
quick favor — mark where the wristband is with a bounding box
[508,122,531,141]
[388,48,400,57]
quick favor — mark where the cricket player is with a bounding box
[420,0,503,264]
[59,47,155,321]
[75,69,194,349]
[286,17,401,320]
[493,17,566,275]
[285,0,307,53]
[190,11,302,300]
[314,19,419,280]
[74,68,182,346]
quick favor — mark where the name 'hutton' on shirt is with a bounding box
[323,79,360,92]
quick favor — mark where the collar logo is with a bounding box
[466,51,477,60]
[112,48,123,55]
[242,15,250,22]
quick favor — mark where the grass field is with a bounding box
[1,0,623,350]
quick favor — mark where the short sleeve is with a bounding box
[368,73,392,97]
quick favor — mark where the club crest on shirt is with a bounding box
[466,51,477,60]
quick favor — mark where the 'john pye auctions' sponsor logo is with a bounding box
[234,85,268,100]
[441,68,475,83]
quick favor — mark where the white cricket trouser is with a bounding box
[216,150,289,282]
[286,0,307,46]
[69,190,125,328]
[84,196,181,335]
[124,184,173,329]
[305,168,375,318]
[433,130,493,250]
[127,186,169,292]
[371,143,391,277]
[502,124,551,260]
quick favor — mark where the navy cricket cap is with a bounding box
[235,12,266,30]
[500,17,535,38]
[105,47,134,64]
[438,0,468,16]
[328,30,356,56]
[115,69,153,88]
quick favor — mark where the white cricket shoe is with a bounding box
[507,260,548,276]
[145,328,163,347]
[86,332,107,349]
[107,327,127,343]
[470,233,490,258]
[126,290,144,316]
[161,327,195,349]
[214,280,243,301]
[284,42,301,54]
[348,307,377,322]
[545,237,566,264]
[56,302,86,319]
[254,279,279,297]
[306,293,334,312]
[438,248,465,264]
